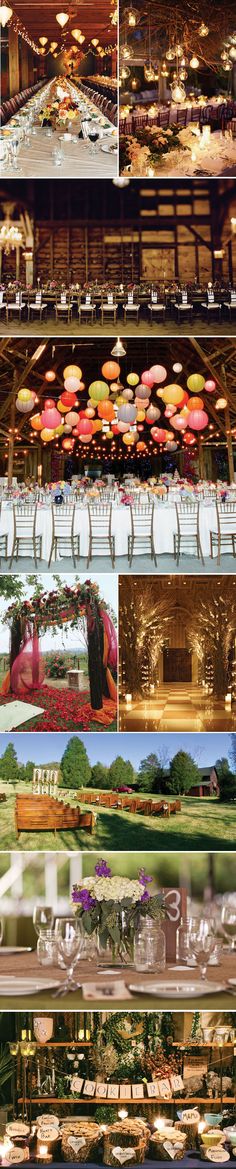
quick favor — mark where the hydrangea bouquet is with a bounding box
[72,860,164,962]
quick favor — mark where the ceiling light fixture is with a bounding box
[56,11,69,28]
[39,36,48,45]
[0,4,12,26]
[111,337,127,357]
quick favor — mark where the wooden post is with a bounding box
[8,26,20,97]
[198,436,204,480]
[225,401,235,483]
[8,384,16,487]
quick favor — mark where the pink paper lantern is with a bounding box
[77,418,93,435]
[204,379,216,393]
[172,415,188,431]
[41,407,61,429]
[64,376,82,393]
[141,370,154,387]
[188,409,209,431]
[149,364,167,384]
[165,405,177,417]
[150,427,167,442]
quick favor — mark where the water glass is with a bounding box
[33,905,54,936]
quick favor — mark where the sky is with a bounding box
[0,574,118,653]
[0,731,233,767]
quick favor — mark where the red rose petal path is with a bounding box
[0,687,117,731]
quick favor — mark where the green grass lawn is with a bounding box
[0,784,235,851]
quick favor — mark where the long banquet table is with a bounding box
[0,947,235,1009]
[0,498,234,563]
[1,79,117,178]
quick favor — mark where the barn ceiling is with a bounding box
[10,0,116,50]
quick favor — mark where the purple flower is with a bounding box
[138,868,153,887]
[72,887,96,911]
[95,859,112,878]
[141,890,150,903]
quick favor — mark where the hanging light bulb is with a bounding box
[179,69,187,79]
[171,79,186,102]
[56,11,69,28]
[190,55,200,68]
[0,4,12,26]
[144,62,156,80]
[229,47,236,60]
[50,41,58,50]
[113,179,130,190]
[71,28,81,40]
[120,42,134,58]
[166,47,175,60]
[39,36,48,45]
[161,62,169,75]
[198,21,209,36]
[222,60,231,70]
[120,63,131,79]
[91,37,99,45]
[174,43,183,57]
[78,34,85,43]
[221,49,228,61]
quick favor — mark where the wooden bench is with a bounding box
[75,790,181,818]
[15,794,95,837]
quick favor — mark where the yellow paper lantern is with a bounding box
[127,372,139,386]
[105,429,113,439]
[162,384,185,406]
[187,373,205,393]
[63,364,82,380]
[54,423,64,436]
[123,431,136,445]
[92,419,103,433]
[18,387,31,402]
[115,395,125,407]
[136,410,145,421]
[88,380,109,402]
[57,400,69,413]
[41,428,55,442]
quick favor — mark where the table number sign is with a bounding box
[162,886,187,962]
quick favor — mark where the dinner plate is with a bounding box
[0,977,59,995]
[128,980,225,998]
[101,143,118,154]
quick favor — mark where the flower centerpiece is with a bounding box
[39,97,79,131]
[72,859,164,964]
[120,125,181,176]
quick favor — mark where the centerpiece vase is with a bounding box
[97,909,135,967]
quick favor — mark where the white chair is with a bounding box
[7,291,26,322]
[48,503,80,567]
[87,503,115,567]
[54,293,72,323]
[201,290,221,320]
[223,290,236,321]
[175,291,193,323]
[128,502,157,566]
[123,291,140,324]
[210,500,236,565]
[9,503,42,568]
[28,291,47,321]
[78,293,96,324]
[100,293,118,325]
[174,501,204,565]
[0,290,7,318]
[0,502,8,563]
[148,290,166,324]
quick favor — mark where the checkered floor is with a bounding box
[119,683,236,731]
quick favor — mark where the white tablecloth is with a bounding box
[2,79,117,178]
[0,499,226,561]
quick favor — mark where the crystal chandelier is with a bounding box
[0,224,23,254]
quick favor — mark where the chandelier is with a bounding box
[0,224,23,254]
[0,4,12,26]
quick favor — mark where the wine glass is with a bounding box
[188,918,216,980]
[0,918,3,946]
[88,128,99,154]
[33,906,54,937]
[54,918,83,996]
[221,905,236,950]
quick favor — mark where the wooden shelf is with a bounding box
[173,1042,235,1049]
[34,1043,92,1048]
[18,1098,236,1106]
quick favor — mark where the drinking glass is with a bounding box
[0,918,3,945]
[188,918,216,980]
[54,918,83,995]
[88,128,99,154]
[52,146,64,168]
[221,905,236,950]
[33,905,54,937]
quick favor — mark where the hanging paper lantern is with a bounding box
[64,425,72,434]
[31,414,43,431]
[187,373,205,393]
[65,411,80,426]
[180,391,189,407]
[122,431,138,445]
[137,441,146,452]
[18,387,32,402]
[101,360,120,380]
[85,407,95,418]
[165,440,178,451]
[172,414,188,431]
[187,396,204,410]
[162,384,185,406]
[41,407,61,429]
[57,400,69,414]
[63,364,82,380]
[118,403,137,423]
[77,418,93,435]
[92,419,103,433]
[79,433,92,444]
[64,376,82,393]
[135,383,151,400]
[61,390,77,407]
[111,423,119,435]
[150,427,167,442]
[141,370,154,387]
[135,397,150,410]
[44,397,55,409]
[117,420,130,433]
[188,409,209,430]
[136,410,146,422]
[62,438,74,451]
[16,398,32,413]
[110,382,122,394]
[89,380,109,402]
[45,370,56,383]
[204,379,216,393]
[41,428,55,442]
[146,405,161,423]
[149,364,167,384]
[215,397,227,409]
[173,363,183,374]
[183,431,196,445]
[127,372,139,386]
[98,401,115,421]
[165,405,177,418]
[122,388,134,401]
[54,423,64,436]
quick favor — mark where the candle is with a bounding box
[153,1118,165,1132]
[36,1147,52,1164]
[125,693,132,705]
[118,1110,128,1121]
[225,692,232,707]
[198,1122,206,1135]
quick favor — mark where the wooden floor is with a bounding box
[0,319,236,336]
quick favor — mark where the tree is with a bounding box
[108,756,135,789]
[230,736,236,773]
[219,770,236,802]
[0,577,24,600]
[0,743,19,787]
[168,750,201,795]
[90,763,109,789]
[24,761,35,783]
[137,753,165,793]
[215,757,230,782]
[60,737,91,789]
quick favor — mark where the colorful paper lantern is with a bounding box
[136,441,146,451]
[186,396,203,410]
[122,431,137,445]
[61,390,77,407]
[88,380,109,402]
[45,370,56,383]
[150,427,167,442]
[127,372,139,386]
[117,420,130,433]
[18,387,32,402]
[122,389,134,401]
[85,407,95,418]
[146,405,161,423]
[44,397,55,409]
[77,418,93,435]
[165,440,178,451]
[57,400,69,414]
[118,404,137,423]
[54,423,64,436]
[63,364,82,380]
[149,364,167,384]
[136,410,146,422]
[62,438,74,451]
[92,420,103,432]
[135,383,151,400]
[165,406,176,418]
[31,414,43,431]
[204,379,216,393]
[79,433,92,444]
[101,360,120,380]
[41,407,61,429]
[188,409,209,430]
[98,401,115,421]
[41,428,55,442]
[215,397,227,409]
[141,370,154,387]
[187,373,205,393]
[65,411,80,426]
[162,384,185,406]
[183,431,196,445]
[172,414,188,431]
[64,376,82,393]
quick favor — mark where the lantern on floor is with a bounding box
[188,409,209,430]
[187,373,205,392]
[149,364,167,383]
[127,372,139,386]
[89,380,109,401]
[162,384,185,405]
[204,379,216,392]
[101,360,120,380]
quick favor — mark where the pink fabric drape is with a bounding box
[11,624,44,695]
[100,608,117,670]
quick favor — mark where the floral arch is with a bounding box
[3,580,117,715]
